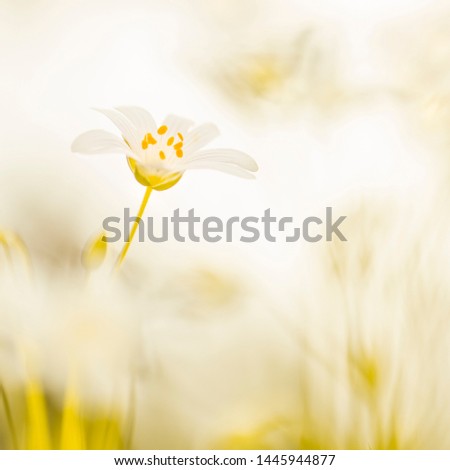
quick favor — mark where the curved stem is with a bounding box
[114,187,152,271]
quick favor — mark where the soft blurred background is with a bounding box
[1,0,450,449]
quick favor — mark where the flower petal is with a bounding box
[184,148,258,172]
[183,123,220,154]
[71,129,135,156]
[179,160,256,179]
[115,106,157,135]
[162,114,194,135]
[93,108,140,150]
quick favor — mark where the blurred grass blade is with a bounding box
[25,378,52,449]
[60,379,86,449]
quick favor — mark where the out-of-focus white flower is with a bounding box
[71,107,258,191]
[380,11,450,162]
[208,30,345,116]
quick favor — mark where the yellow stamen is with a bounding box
[174,142,183,150]
[157,125,168,135]
[159,150,166,160]
[176,150,183,158]
[167,136,174,146]
[142,133,157,149]
[177,132,184,141]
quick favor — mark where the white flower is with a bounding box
[71,107,258,190]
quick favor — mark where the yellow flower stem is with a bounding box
[124,374,136,449]
[114,186,152,271]
[0,384,18,449]
[25,378,52,449]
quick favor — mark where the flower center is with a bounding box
[141,126,184,159]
